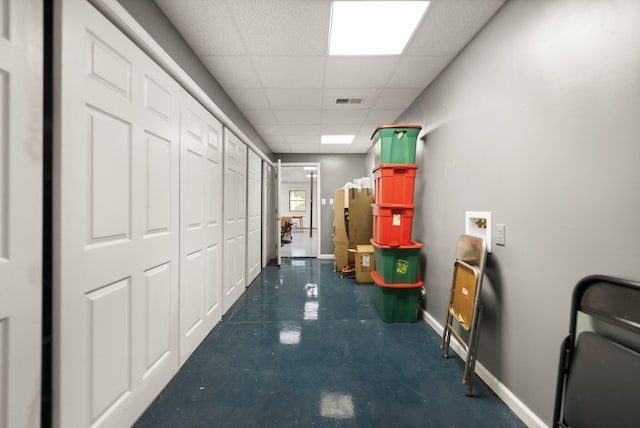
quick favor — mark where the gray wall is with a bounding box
[117,0,273,159]
[276,154,368,255]
[262,162,277,266]
[394,0,640,423]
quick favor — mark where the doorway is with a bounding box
[278,163,321,258]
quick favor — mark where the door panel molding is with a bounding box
[54,2,180,426]
[0,0,42,427]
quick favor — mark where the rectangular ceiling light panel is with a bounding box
[321,135,355,145]
[329,1,430,55]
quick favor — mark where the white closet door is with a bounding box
[54,2,180,426]
[246,150,262,285]
[223,130,246,313]
[179,94,222,364]
[0,1,42,427]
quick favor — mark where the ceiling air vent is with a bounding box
[335,98,364,105]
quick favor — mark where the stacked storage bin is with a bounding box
[370,125,423,323]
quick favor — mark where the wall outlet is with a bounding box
[496,224,506,246]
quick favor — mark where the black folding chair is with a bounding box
[553,275,640,428]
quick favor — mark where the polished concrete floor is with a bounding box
[280,228,318,258]
[135,259,525,428]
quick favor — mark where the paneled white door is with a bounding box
[54,2,180,426]
[179,94,222,365]
[246,150,262,285]
[222,130,246,313]
[0,0,42,427]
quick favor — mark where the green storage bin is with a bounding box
[372,241,422,284]
[371,124,422,164]
[372,271,422,323]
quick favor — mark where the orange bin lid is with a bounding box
[370,239,423,250]
[371,271,423,289]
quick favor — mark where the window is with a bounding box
[289,190,306,212]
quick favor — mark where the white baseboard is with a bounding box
[420,309,548,428]
[317,254,334,260]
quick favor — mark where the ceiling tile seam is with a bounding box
[222,0,252,55]
[192,0,269,137]
[399,0,435,58]
[379,55,404,91]
[220,0,278,113]
[250,55,327,86]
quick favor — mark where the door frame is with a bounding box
[278,162,322,259]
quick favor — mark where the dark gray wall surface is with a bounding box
[275,154,368,255]
[394,0,640,423]
[117,0,273,159]
[263,162,277,266]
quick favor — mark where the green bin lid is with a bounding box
[370,124,422,140]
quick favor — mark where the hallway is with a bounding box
[134,259,524,427]
[280,227,318,258]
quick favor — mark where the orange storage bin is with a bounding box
[372,203,415,247]
[373,164,418,205]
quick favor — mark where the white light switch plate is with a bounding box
[496,224,506,246]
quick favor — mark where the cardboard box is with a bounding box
[350,244,375,283]
[334,241,353,272]
[346,188,374,247]
[333,188,374,270]
[333,190,348,244]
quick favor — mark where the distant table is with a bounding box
[292,216,304,230]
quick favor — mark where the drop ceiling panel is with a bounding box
[226,0,331,55]
[364,109,405,127]
[242,109,278,125]
[225,89,270,110]
[274,110,322,125]
[387,55,453,88]
[374,88,422,110]
[262,135,287,146]
[321,110,369,125]
[280,124,321,136]
[406,0,506,55]
[325,57,400,89]
[155,0,246,55]
[286,144,321,154]
[320,124,362,135]
[321,88,381,109]
[155,0,506,154]
[285,136,320,145]
[201,56,261,89]
[265,89,323,110]
[253,124,283,136]
[268,142,291,153]
[253,57,325,88]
